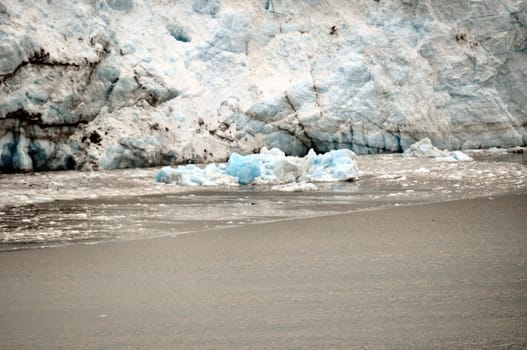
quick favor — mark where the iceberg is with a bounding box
[156,148,359,187]
[404,139,473,162]
[226,153,263,185]
[304,149,360,182]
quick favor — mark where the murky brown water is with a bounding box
[1,152,525,250]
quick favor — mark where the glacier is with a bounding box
[0,0,526,172]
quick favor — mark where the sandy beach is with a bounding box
[1,194,526,349]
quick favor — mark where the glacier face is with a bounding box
[0,0,525,172]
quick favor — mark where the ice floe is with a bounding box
[404,138,473,162]
[156,148,359,186]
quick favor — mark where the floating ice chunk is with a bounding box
[303,149,359,182]
[226,153,263,185]
[405,138,473,162]
[415,167,430,173]
[271,182,318,192]
[403,138,447,158]
[436,150,473,162]
[253,148,309,184]
[155,147,359,186]
[155,166,174,183]
[170,164,234,186]
[451,151,473,161]
[156,164,237,186]
[434,155,456,162]
[488,147,506,154]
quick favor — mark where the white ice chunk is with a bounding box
[450,151,474,161]
[226,153,263,185]
[405,138,473,162]
[303,149,359,182]
[155,164,238,186]
[271,182,318,192]
[436,150,474,161]
[403,138,448,158]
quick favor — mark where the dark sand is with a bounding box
[1,195,526,349]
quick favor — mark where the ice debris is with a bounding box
[156,148,359,187]
[271,182,319,192]
[436,151,474,162]
[403,138,473,162]
[155,164,237,186]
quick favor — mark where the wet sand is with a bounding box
[1,194,526,349]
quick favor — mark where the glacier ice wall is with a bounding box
[0,0,525,171]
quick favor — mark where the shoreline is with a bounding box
[1,194,526,349]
